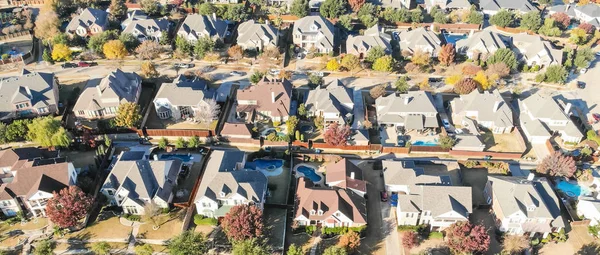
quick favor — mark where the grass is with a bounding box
[0,218,48,233]
[64,216,132,240]
[137,214,183,240]
[481,131,524,153]
[54,241,128,251]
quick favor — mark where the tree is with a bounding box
[454,78,478,94]
[135,40,162,60]
[287,244,303,255]
[320,0,347,19]
[308,74,324,87]
[551,12,571,29]
[474,71,491,90]
[228,45,244,61]
[578,242,600,255]
[51,44,72,61]
[119,33,139,52]
[287,116,299,135]
[223,5,250,22]
[52,33,69,46]
[250,71,265,84]
[539,18,562,37]
[298,103,307,117]
[324,122,351,146]
[520,11,542,31]
[579,22,595,34]
[42,49,53,63]
[6,119,29,142]
[486,48,517,69]
[358,3,378,20]
[188,136,201,149]
[141,61,159,78]
[88,30,119,54]
[439,135,456,149]
[34,240,55,255]
[143,202,162,229]
[337,15,353,32]
[543,65,568,84]
[366,46,386,63]
[402,231,418,250]
[278,70,292,80]
[338,230,360,253]
[445,74,462,85]
[395,76,410,93]
[323,246,347,255]
[410,7,424,23]
[574,47,595,69]
[370,84,387,99]
[570,28,589,45]
[348,0,365,11]
[537,151,576,177]
[168,231,208,255]
[27,117,71,148]
[326,58,341,71]
[222,205,264,242]
[438,44,455,66]
[341,54,359,71]
[34,10,60,43]
[486,62,510,78]
[446,222,490,254]
[135,244,154,255]
[103,40,127,59]
[91,242,111,255]
[194,37,215,59]
[467,9,483,24]
[158,137,169,149]
[290,0,309,18]
[141,0,160,15]
[160,31,171,45]
[46,186,93,228]
[198,3,216,15]
[115,102,141,128]
[411,49,430,66]
[490,9,513,27]
[110,0,127,19]
[503,235,529,255]
[232,239,269,255]
[175,36,193,56]
[372,55,393,71]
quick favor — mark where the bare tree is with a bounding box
[193,99,221,124]
[142,202,162,230]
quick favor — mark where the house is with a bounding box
[346,24,391,58]
[382,160,453,194]
[549,4,600,28]
[101,150,181,214]
[236,77,292,123]
[450,90,514,134]
[292,15,336,54]
[122,17,170,43]
[375,91,439,132]
[479,0,537,15]
[236,20,279,51]
[351,130,370,146]
[176,14,228,42]
[519,94,584,144]
[453,134,485,151]
[425,0,472,11]
[455,27,509,60]
[484,175,566,237]
[220,123,253,140]
[66,8,108,37]
[0,149,77,217]
[325,159,367,197]
[73,69,142,119]
[304,79,354,126]
[511,34,563,67]
[0,69,59,121]
[294,177,367,227]
[397,185,472,231]
[194,150,268,218]
[153,75,216,121]
[577,198,600,226]
[120,10,148,30]
[398,27,442,56]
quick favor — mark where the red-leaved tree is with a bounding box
[402,231,419,250]
[536,151,576,177]
[221,205,264,242]
[46,186,94,228]
[579,23,595,34]
[348,0,366,11]
[446,222,490,254]
[551,12,571,29]
[323,123,351,146]
[454,78,478,95]
[438,44,456,66]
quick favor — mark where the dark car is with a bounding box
[380,191,388,202]
[578,81,586,89]
[61,62,77,69]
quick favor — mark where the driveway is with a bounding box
[354,161,388,255]
[532,142,551,163]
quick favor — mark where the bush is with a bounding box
[397,224,426,232]
[124,214,141,221]
[429,231,444,239]
[194,214,218,226]
[464,160,478,168]
[305,225,317,235]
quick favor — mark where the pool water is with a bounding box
[296,165,322,182]
[160,154,192,161]
[300,125,314,133]
[412,140,439,146]
[556,180,589,197]
[246,159,283,171]
[443,33,467,45]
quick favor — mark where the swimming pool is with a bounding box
[296,165,322,182]
[247,159,283,170]
[160,154,193,162]
[412,140,439,146]
[300,125,314,134]
[556,180,590,197]
[443,33,467,45]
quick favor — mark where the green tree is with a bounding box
[6,119,29,142]
[42,49,53,63]
[395,76,410,93]
[175,35,193,56]
[489,9,513,28]
[467,10,483,25]
[308,73,323,87]
[543,65,568,84]
[232,239,269,255]
[114,102,141,128]
[570,28,589,45]
[410,6,424,23]
[323,246,347,255]
[574,47,595,69]
[34,240,55,255]
[27,117,71,148]
[286,116,299,135]
[538,18,562,37]
[365,46,385,63]
[175,137,187,149]
[91,242,111,255]
[357,2,377,17]
[287,244,303,255]
[359,15,378,28]
[439,135,456,149]
[110,0,127,19]
[88,30,118,54]
[290,0,309,18]
[160,30,171,45]
[298,103,307,117]
[520,11,541,31]
[119,33,140,52]
[486,48,517,69]
[250,71,265,84]
[135,244,154,255]
[320,0,347,19]
[372,55,393,71]
[198,3,216,15]
[168,231,208,255]
[221,4,250,21]
[158,137,169,149]
[188,136,201,149]
[337,15,353,32]
[141,0,160,15]
[194,36,215,59]
[0,123,6,144]
[52,33,69,46]
[341,54,359,71]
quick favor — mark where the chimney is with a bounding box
[212,12,217,20]
[564,103,572,115]
[493,101,501,113]
[527,173,535,181]
[350,172,355,179]
[404,96,411,105]
[271,92,275,103]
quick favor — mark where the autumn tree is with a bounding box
[503,235,529,255]
[168,231,208,255]
[348,0,365,11]
[228,45,244,61]
[438,44,455,66]
[278,70,292,80]
[27,117,71,148]
[135,40,162,60]
[446,222,490,254]
[338,230,360,253]
[462,64,483,75]
[402,231,418,250]
[445,74,462,85]
[222,205,264,242]
[51,44,72,61]
[103,40,127,59]
[324,122,351,146]
[551,12,571,29]
[341,54,359,71]
[411,49,430,66]
[372,55,394,71]
[537,151,576,177]
[34,10,60,43]
[326,58,340,71]
[454,78,478,94]
[141,61,159,78]
[486,62,510,78]
[110,0,127,19]
[570,28,589,45]
[46,186,93,228]
[474,71,491,90]
[369,84,387,99]
[115,102,142,128]
[579,23,595,34]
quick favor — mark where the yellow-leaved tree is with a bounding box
[326,59,340,71]
[115,102,141,128]
[474,71,491,90]
[51,44,72,61]
[445,74,462,85]
[103,40,127,60]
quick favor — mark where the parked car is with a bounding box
[269,69,280,75]
[577,81,586,89]
[61,62,77,69]
[592,113,600,123]
[380,191,388,202]
[175,63,195,68]
[230,71,244,76]
[442,119,450,129]
[77,61,96,67]
[580,68,588,74]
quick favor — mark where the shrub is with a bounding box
[464,160,478,168]
[124,214,141,221]
[194,214,218,226]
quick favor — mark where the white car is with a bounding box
[269,69,280,75]
[581,68,588,74]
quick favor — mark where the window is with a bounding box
[335,212,340,217]
[317,210,323,215]
[310,210,315,215]
[202,202,210,207]
[1,200,10,206]
[124,206,139,214]
[38,107,47,113]
[219,192,226,197]
[106,190,114,196]
[15,103,28,109]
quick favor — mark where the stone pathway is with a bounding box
[119,217,144,254]
[309,236,321,255]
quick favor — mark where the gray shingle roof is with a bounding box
[521,94,568,122]
[375,91,439,128]
[177,14,228,40]
[293,15,335,51]
[236,20,279,49]
[511,34,563,66]
[305,79,354,124]
[0,69,57,120]
[549,4,577,17]
[398,27,442,55]
[451,89,514,128]
[73,69,141,112]
[479,0,537,12]
[398,185,472,218]
[154,75,215,107]
[382,160,450,187]
[122,17,169,39]
[120,10,148,30]
[346,24,392,56]
[455,27,509,55]
[66,8,108,35]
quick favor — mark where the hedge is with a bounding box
[397,224,427,232]
[194,215,218,226]
[124,214,141,222]
[322,226,366,235]
[429,232,444,239]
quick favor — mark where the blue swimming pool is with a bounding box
[160,154,192,162]
[300,125,314,134]
[443,33,467,45]
[296,165,322,182]
[412,140,439,146]
[246,159,283,170]
[557,180,589,197]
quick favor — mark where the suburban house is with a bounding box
[351,130,370,146]
[236,77,292,123]
[325,159,367,197]
[484,175,566,237]
[294,177,367,227]
[292,15,336,53]
[66,8,108,37]
[101,150,182,215]
[479,0,537,15]
[73,69,142,119]
[549,3,600,27]
[0,149,77,217]
[519,94,584,144]
[346,24,391,58]
[304,79,354,126]
[177,14,228,42]
[397,185,472,231]
[375,91,439,132]
[120,10,148,30]
[194,150,268,218]
[425,0,472,11]
[153,75,216,121]
[577,198,600,226]
[455,27,509,60]
[122,17,170,43]
[236,20,279,51]
[0,69,59,121]
[398,27,442,56]
[511,34,563,68]
[382,160,453,194]
[220,123,253,140]
[450,90,514,134]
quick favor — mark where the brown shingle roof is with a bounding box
[236,77,292,118]
[0,162,72,200]
[325,159,366,192]
[0,148,58,170]
[220,123,252,137]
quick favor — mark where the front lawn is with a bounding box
[64,216,132,240]
[137,214,183,240]
[0,218,48,233]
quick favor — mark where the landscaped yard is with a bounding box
[137,213,183,240]
[0,233,24,248]
[481,131,525,153]
[194,225,215,235]
[64,216,132,241]
[0,218,48,233]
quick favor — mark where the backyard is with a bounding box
[143,104,217,130]
[60,150,97,170]
[460,167,490,206]
[265,165,291,205]
[264,207,287,250]
[481,131,525,153]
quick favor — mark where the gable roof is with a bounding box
[305,79,354,123]
[511,34,563,66]
[398,27,442,54]
[375,91,439,127]
[346,24,392,55]
[293,15,335,50]
[398,185,472,218]
[455,27,509,54]
[66,8,108,34]
[325,159,366,192]
[521,94,569,122]
[178,14,228,40]
[0,162,72,200]
[73,69,141,112]
[0,148,58,170]
[237,20,279,48]
[123,17,170,37]
[236,77,293,118]
[479,0,537,12]
[382,160,451,187]
[0,70,57,120]
[451,89,514,128]
[154,75,215,107]
[221,123,252,137]
[120,10,148,29]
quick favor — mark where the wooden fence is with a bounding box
[449,150,523,159]
[138,128,214,138]
[381,146,410,154]
[410,145,450,153]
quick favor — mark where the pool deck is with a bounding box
[157,152,203,164]
[293,163,325,185]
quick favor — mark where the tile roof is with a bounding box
[325,159,366,193]
[236,77,293,118]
